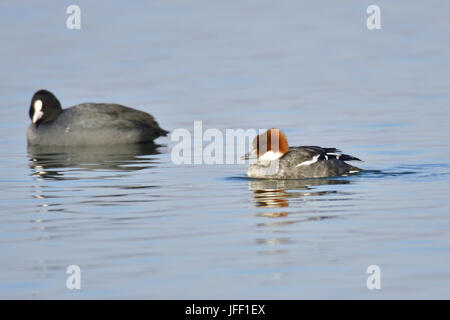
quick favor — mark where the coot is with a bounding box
[27,89,168,146]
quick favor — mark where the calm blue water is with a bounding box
[1,0,450,299]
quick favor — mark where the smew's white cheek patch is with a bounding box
[259,151,283,161]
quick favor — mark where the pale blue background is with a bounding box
[0,0,449,298]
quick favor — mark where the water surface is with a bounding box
[1,0,450,299]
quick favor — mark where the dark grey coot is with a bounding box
[27,90,168,146]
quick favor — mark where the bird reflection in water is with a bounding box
[249,178,352,250]
[27,143,164,219]
[28,143,162,180]
[249,178,350,208]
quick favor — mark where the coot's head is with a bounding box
[29,90,63,127]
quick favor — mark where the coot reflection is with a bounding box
[28,143,162,180]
